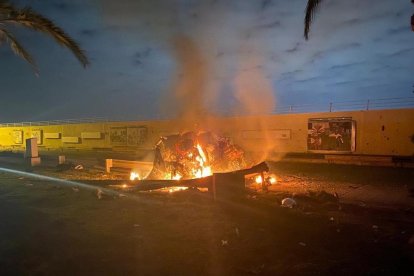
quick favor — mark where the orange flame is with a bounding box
[172,173,183,180]
[167,143,213,180]
[130,172,140,181]
[195,144,212,178]
[254,174,277,185]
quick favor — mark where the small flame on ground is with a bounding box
[130,172,140,181]
[255,175,263,184]
[172,173,183,180]
[169,186,188,193]
[254,174,277,185]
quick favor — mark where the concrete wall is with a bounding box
[217,108,414,156]
[0,109,413,156]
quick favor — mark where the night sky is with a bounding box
[1,0,413,122]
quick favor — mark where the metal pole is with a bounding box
[366,99,370,111]
[329,102,333,112]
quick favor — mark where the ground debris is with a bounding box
[247,194,257,200]
[408,235,414,245]
[249,264,265,274]
[281,198,297,208]
[56,162,75,172]
[310,190,338,203]
[96,189,103,199]
[290,263,320,274]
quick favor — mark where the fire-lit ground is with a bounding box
[0,156,413,275]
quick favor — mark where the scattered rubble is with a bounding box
[281,198,297,208]
[96,189,103,199]
[235,227,240,237]
[56,162,75,172]
[408,235,414,245]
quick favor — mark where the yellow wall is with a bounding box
[0,109,413,156]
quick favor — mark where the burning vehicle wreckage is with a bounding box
[123,131,278,197]
[148,131,246,180]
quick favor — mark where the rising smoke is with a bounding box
[98,0,276,117]
[98,0,279,161]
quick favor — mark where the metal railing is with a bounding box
[273,97,414,114]
[0,117,113,128]
[0,97,413,127]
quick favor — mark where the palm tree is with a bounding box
[304,0,322,40]
[304,0,414,40]
[411,0,414,31]
[0,1,89,74]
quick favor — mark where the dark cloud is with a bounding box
[132,48,152,66]
[330,80,357,86]
[255,20,281,29]
[387,48,414,57]
[80,28,99,37]
[135,48,152,59]
[52,2,69,11]
[329,62,365,70]
[261,0,273,10]
[387,26,409,35]
[286,42,301,53]
[296,76,325,84]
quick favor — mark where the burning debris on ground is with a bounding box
[148,131,248,180]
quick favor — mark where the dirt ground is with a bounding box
[0,154,413,275]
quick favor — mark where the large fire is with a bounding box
[148,131,247,180]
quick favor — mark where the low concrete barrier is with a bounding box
[105,159,153,173]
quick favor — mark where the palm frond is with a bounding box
[1,3,89,68]
[411,13,414,32]
[304,0,323,40]
[0,27,38,73]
